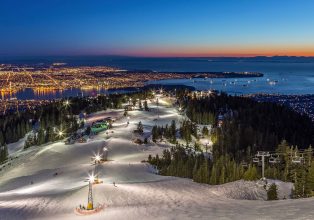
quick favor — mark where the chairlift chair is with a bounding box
[292,156,302,164]
[253,157,259,163]
[292,152,304,164]
[241,161,248,167]
[269,155,276,164]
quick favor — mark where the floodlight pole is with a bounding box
[94,162,98,180]
[87,180,93,210]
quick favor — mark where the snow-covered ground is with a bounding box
[7,135,28,155]
[1,96,314,220]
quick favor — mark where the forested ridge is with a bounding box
[149,92,314,198]
[186,93,314,154]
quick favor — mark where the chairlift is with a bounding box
[269,155,276,164]
[253,157,259,163]
[292,156,302,164]
[241,161,248,167]
[275,156,281,163]
[292,152,304,164]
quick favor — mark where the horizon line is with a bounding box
[1,54,314,59]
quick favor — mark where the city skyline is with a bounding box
[1,0,314,57]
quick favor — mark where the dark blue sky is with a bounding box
[1,0,314,56]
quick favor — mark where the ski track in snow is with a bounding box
[1,96,314,220]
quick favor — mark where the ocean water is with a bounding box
[11,88,137,100]
[98,57,314,95]
[2,57,314,98]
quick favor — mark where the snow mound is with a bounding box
[266,179,293,199]
[210,179,292,200]
[211,180,267,200]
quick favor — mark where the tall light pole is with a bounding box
[93,154,102,183]
[87,174,94,210]
[103,147,108,161]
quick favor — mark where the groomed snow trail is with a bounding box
[1,97,314,220]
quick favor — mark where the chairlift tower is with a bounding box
[253,151,270,180]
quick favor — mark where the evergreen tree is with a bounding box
[138,100,143,110]
[137,121,144,134]
[152,126,158,142]
[195,159,210,183]
[148,154,152,163]
[306,161,314,196]
[144,100,149,111]
[209,164,217,185]
[0,132,4,145]
[267,183,278,200]
[202,126,209,136]
[170,120,177,143]
[219,166,225,184]
[243,165,258,181]
[0,144,8,163]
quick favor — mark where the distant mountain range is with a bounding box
[1,55,314,64]
[205,56,314,63]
